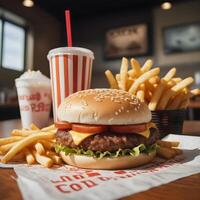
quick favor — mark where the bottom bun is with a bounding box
[60,151,156,169]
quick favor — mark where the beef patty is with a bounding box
[56,128,158,152]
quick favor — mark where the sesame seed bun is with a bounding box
[58,89,151,125]
[59,151,156,169]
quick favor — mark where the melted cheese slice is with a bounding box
[69,123,157,146]
[137,122,157,138]
[136,129,150,138]
[69,130,97,145]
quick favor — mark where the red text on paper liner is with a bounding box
[50,156,184,194]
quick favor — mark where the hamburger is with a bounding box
[55,89,159,169]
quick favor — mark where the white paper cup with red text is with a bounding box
[47,47,94,122]
[15,71,52,129]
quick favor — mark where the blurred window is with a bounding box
[0,18,26,71]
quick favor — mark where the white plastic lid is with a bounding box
[47,47,94,60]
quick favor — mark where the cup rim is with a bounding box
[47,47,94,60]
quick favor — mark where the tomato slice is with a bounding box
[72,124,108,133]
[55,122,72,130]
[110,124,147,133]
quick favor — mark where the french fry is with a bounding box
[153,83,158,88]
[25,148,35,165]
[167,91,186,110]
[168,87,188,108]
[46,151,62,165]
[34,142,45,155]
[190,88,200,96]
[120,57,128,90]
[130,58,141,76]
[136,90,145,102]
[157,89,173,110]
[171,77,194,93]
[172,77,182,83]
[141,59,153,73]
[127,78,134,91]
[158,77,194,110]
[41,124,56,132]
[0,142,19,153]
[39,140,54,150]
[0,136,23,145]
[145,81,156,93]
[129,68,160,95]
[1,131,55,164]
[11,129,36,136]
[105,70,119,89]
[157,146,177,159]
[145,90,152,102]
[166,80,176,89]
[30,123,40,130]
[148,80,166,111]
[128,69,136,78]
[115,74,121,88]
[163,68,176,81]
[149,76,160,85]
[172,148,183,155]
[11,128,57,136]
[33,150,53,168]
[139,83,146,91]
[148,68,177,111]
[157,140,180,148]
[116,74,120,81]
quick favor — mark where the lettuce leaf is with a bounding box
[55,143,158,159]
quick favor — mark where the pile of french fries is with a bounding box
[0,124,62,168]
[105,57,200,110]
[156,140,182,159]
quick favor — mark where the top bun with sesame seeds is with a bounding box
[58,89,151,125]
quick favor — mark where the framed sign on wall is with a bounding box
[105,23,151,59]
[163,22,200,54]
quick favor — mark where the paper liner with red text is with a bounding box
[13,135,200,200]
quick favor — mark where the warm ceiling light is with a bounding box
[22,0,34,7]
[161,2,172,10]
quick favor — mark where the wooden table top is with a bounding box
[0,119,200,200]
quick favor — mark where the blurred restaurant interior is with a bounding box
[0,0,200,120]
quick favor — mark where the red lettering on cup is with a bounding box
[19,92,42,101]
[31,104,36,112]
[36,92,41,101]
[20,105,30,111]
[29,103,50,112]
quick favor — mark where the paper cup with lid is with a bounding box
[15,70,52,128]
[47,47,94,122]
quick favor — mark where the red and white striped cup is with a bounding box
[47,47,94,122]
